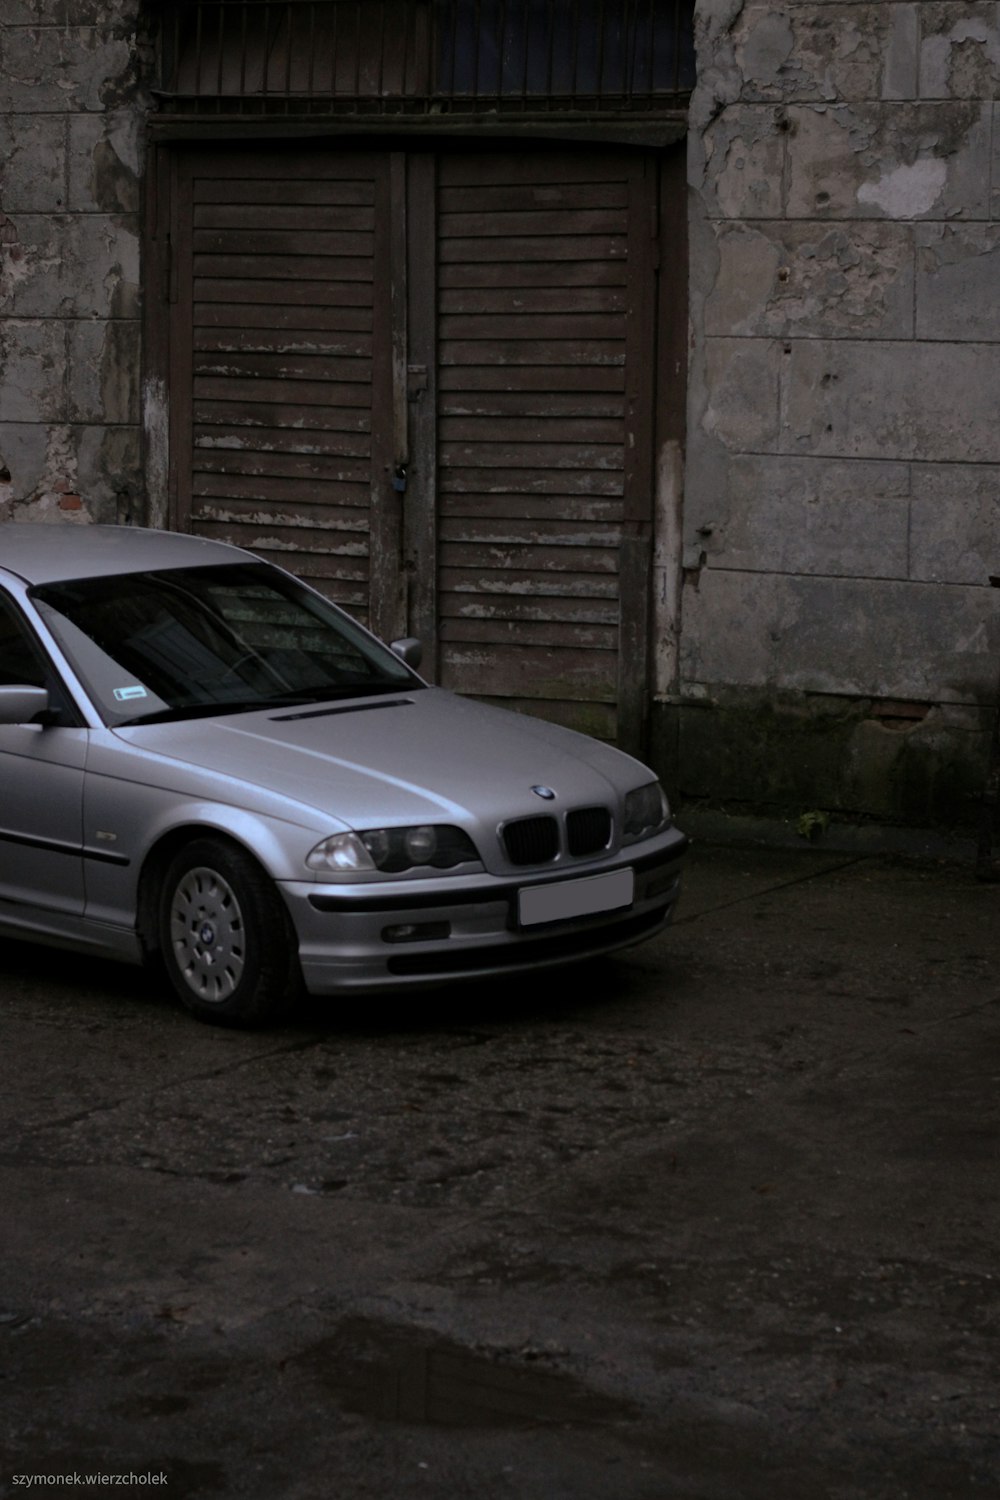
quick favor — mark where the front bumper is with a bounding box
[280,825,688,994]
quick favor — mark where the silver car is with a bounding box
[0,525,687,1026]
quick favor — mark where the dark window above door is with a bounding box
[155,0,695,116]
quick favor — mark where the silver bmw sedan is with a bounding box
[0,525,687,1026]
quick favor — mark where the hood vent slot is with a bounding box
[273,697,413,722]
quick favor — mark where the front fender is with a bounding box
[140,799,320,881]
[82,786,330,930]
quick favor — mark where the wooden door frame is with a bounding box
[617,151,659,754]
[403,151,440,679]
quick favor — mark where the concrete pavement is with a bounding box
[0,836,997,1498]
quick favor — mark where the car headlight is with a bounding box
[623,781,671,842]
[306,825,480,876]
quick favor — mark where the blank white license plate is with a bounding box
[518,867,634,927]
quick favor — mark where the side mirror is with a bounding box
[0,685,51,725]
[389,637,423,671]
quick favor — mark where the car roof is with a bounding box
[0,524,254,586]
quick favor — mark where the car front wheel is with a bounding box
[158,837,299,1027]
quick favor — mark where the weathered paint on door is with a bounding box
[433,150,657,743]
[170,148,397,634]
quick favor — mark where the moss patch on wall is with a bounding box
[650,687,991,828]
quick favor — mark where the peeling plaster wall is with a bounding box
[0,1,147,526]
[672,0,1000,824]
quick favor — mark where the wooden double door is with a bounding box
[166,142,674,746]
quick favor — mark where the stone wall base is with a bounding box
[650,687,993,829]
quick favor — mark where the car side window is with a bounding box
[0,594,47,688]
[0,592,76,722]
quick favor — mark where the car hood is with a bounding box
[113,687,647,829]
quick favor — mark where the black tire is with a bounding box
[158,837,300,1027]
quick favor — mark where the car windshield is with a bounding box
[30,562,420,727]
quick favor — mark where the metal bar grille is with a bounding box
[155,0,695,114]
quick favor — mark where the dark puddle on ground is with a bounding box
[296,1317,635,1428]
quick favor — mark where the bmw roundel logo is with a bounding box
[531,786,556,800]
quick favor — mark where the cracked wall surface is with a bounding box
[676,0,1000,823]
[0,1,146,525]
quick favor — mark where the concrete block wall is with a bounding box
[0,1,145,526]
[671,0,1000,824]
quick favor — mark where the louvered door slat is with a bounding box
[436,151,645,739]
[174,151,391,625]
